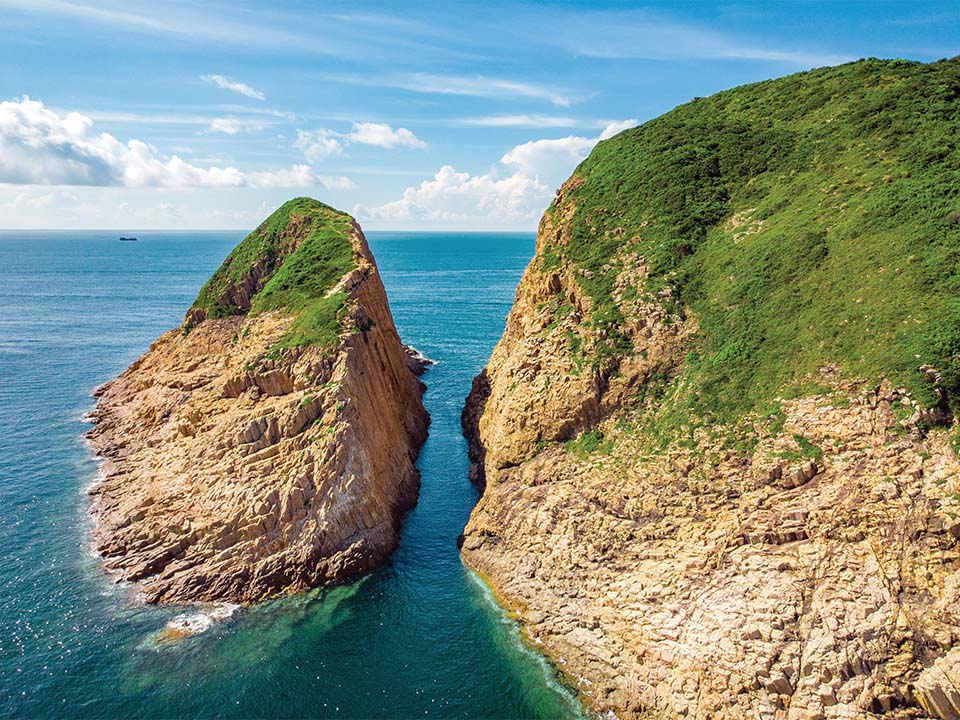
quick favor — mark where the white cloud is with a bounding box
[357,119,636,229]
[501,118,636,186]
[357,165,549,226]
[295,122,426,162]
[245,166,354,190]
[0,96,342,189]
[346,122,426,149]
[313,175,357,190]
[201,74,266,101]
[598,118,638,140]
[7,188,78,209]
[0,187,363,230]
[208,117,241,135]
[500,136,595,182]
[295,129,343,162]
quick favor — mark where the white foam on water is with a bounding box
[162,603,240,640]
[82,465,108,496]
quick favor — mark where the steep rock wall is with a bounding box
[87,205,428,604]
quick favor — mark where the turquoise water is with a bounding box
[0,231,584,719]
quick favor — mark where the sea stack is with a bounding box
[87,198,429,604]
[461,59,960,718]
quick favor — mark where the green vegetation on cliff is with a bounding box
[191,197,356,350]
[549,56,960,426]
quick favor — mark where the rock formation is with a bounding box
[87,198,429,604]
[462,59,960,719]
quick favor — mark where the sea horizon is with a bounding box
[0,228,540,235]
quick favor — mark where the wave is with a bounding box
[157,604,240,642]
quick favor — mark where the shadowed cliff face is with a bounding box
[86,199,429,604]
[462,59,960,720]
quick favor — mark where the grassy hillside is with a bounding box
[191,197,356,350]
[547,57,960,432]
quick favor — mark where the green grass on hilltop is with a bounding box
[548,57,960,428]
[191,197,356,351]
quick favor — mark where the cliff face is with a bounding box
[462,59,960,719]
[87,199,429,604]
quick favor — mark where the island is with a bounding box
[87,198,429,604]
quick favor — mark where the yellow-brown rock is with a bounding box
[87,198,428,604]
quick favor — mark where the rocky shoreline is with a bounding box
[86,201,429,604]
[463,369,960,718]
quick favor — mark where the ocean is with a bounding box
[0,230,584,719]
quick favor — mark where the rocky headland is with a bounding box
[462,58,960,719]
[87,198,429,604]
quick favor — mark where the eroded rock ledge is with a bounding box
[87,199,429,604]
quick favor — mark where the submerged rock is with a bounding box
[87,198,429,604]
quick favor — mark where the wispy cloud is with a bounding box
[0,0,170,32]
[0,0,343,56]
[81,106,296,126]
[324,72,580,107]
[0,0,466,60]
[82,110,218,126]
[460,114,578,128]
[208,118,241,136]
[201,74,266,101]
[538,9,850,67]
[3,1,855,70]
[409,73,578,106]
[206,117,272,135]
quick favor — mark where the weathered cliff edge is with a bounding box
[462,59,960,719]
[87,198,429,604]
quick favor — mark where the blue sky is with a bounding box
[0,0,958,229]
